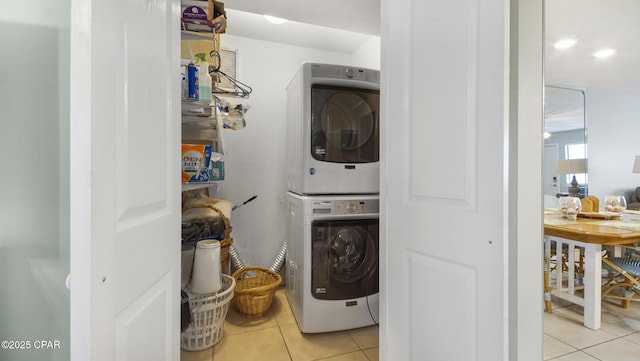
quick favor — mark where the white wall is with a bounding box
[352,36,381,70]
[216,34,380,267]
[586,89,640,201]
[0,16,70,360]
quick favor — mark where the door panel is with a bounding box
[408,253,476,360]
[407,0,477,203]
[70,0,181,359]
[381,0,509,359]
[115,274,174,360]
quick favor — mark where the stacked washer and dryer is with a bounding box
[285,63,380,333]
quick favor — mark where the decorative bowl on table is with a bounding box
[559,196,581,220]
[603,195,627,216]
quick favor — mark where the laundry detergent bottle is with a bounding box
[197,60,212,104]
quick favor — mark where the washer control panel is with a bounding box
[311,199,379,215]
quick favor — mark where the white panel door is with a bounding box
[380,0,523,359]
[70,0,181,360]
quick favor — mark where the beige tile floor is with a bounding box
[544,284,640,360]
[181,286,640,361]
[181,287,379,361]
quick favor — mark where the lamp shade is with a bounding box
[633,156,640,174]
[557,158,587,174]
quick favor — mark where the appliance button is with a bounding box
[345,68,355,78]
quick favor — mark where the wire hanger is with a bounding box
[210,68,253,98]
[207,32,252,98]
[181,23,252,98]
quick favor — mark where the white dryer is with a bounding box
[286,63,380,195]
[286,192,379,333]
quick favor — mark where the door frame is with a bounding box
[508,0,544,359]
[66,0,543,359]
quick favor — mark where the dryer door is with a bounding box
[311,219,379,300]
[311,85,379,164]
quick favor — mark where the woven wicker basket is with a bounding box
[219,236,232,267]
[231,266,282,317]
[182,203,232,267]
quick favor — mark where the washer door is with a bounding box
[311,219,379,300]
[311,85,379,163]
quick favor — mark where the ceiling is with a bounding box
[545,0,640,98]
[222,8,374,53]
[221,0,380,36]
[219,0,379,54]
[219,0,639,131]
[545,0,640,132]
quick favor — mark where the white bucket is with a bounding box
[191,239,222,294]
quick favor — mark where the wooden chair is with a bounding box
[602,245,640,308]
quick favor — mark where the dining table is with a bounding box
[543,209,640,330]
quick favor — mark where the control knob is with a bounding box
[345,68,355,78]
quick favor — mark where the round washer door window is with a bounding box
[327,227,378,283]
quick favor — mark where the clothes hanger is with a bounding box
[208,48,252,98]
[181,23,252,98]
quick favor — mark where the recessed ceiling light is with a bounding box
[264,15,288,25]
[593,48,616,58]
[554,38,578,50]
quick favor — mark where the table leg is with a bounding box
[543,238,552,312]
[544,263,552,312]
[582,243,602,330]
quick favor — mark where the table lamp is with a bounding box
[633,156,640,174]
[558,158,587,197]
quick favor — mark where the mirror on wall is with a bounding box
[543,85,587,204]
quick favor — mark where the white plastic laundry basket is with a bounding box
[181,274,235,351]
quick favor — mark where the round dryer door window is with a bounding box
[311,85,380,163]
[320,93,375,151]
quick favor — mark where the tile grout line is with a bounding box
[277,321,294,361]
[547,350,605,361]
[275,290,295,361]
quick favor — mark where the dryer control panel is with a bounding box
[311,199,379,215]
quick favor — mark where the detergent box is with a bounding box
[210,159,224,181]
[181,0,226,33]
[182,144,213,183]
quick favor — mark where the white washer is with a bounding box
[286,192,379,333]
[286,63,380,195]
